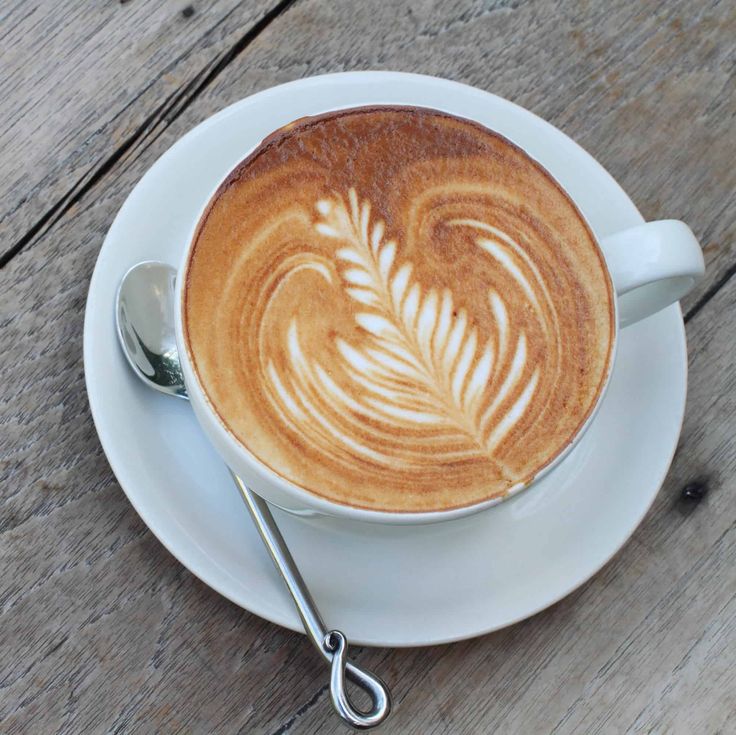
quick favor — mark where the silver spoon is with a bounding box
[116,261,391,730]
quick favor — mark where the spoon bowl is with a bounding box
[116,261,187,399]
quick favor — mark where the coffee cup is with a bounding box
[174,87,703,525]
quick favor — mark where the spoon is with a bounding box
[116,261,391,730]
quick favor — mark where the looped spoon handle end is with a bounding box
[324,631,392,729]
[231,472,392,730]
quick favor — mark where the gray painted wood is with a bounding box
[1,0,734,732]
[0,0,283,262]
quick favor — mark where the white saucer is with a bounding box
[84,72,687,647]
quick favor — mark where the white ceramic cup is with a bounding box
[174,74,704,525]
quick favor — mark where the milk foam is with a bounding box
[263,190,545,470]
[183,107,615,512]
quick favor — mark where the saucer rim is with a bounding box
[84,71,687,646]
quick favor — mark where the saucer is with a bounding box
[84,72,687,647]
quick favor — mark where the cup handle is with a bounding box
[599,220,705,327]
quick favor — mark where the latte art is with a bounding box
[264,189,548,475]
[184,107,615,512]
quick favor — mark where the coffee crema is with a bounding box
[184,107,615,512]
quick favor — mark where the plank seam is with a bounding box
[684,259,736,323]
[268,683,329,735]
[0,0,299,270]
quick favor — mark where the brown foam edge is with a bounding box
[182,104,617,513]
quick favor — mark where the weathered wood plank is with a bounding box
[263,265,736,734]
[0,0,285,263]
[1,0,734,733]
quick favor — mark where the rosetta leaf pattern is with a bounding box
[263,188,541,467]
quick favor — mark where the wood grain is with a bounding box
[286,273,736,735]
[1,0,734,732]
[0,0,285,263]
[206,0,734,320]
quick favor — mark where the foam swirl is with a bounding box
[184,106,615,512]
[262,188,549,474]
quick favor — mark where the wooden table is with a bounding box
[2,1,734,732]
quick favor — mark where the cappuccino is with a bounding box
[184,107,615,512]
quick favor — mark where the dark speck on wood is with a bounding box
[680,479,709,504]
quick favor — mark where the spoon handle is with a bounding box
[229,471,392,730]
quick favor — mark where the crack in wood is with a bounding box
[268,683,329,735]
[0,0,299,270]
[684,259,736,324]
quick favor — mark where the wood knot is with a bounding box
[679,479,709,505]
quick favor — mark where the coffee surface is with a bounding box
[184,107,615,512]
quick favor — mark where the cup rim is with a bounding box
[173,73,619,524]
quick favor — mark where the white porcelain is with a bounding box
[85,72,691,646]
[602,220,703,327]
[170,72,703,524]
